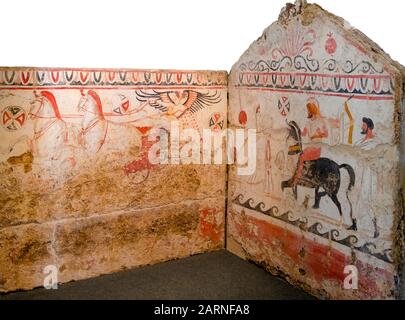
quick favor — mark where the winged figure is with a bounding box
[135,89,221,132]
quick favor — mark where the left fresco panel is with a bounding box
[0,67,228,292]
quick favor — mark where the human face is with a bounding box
[361,122,368,135]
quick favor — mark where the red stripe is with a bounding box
[240,71,391,80]
[0,68,227,75]
[0,85,226,90]
[238,86,394,101]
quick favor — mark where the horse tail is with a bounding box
[287,120,302,153]
[339,164,355,190]
[288,120,301,136]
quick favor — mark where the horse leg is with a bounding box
[313,187,319,208]
[347,218,358,231]
[313,187,327,209]
[281,179,298,200]
[314,191,326,209]
[281,179,292,192]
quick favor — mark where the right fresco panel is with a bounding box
[227,2,404,299]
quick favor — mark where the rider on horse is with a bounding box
[293,97,328,186]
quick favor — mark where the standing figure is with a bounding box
[355,117,379,150]
[264,136,273,193]
[353,117,381,235]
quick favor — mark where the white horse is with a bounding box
[77,89,109,154]
[8,91,67,160]
[76,90,144,156]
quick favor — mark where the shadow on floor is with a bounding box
[1,250,314,300]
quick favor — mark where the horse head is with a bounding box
[28,91,44,119]
[77,90,105,120]
[77,90,89,112]
[29,91,62,120]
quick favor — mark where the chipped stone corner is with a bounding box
[397,65,405,299]
[227,0,405,299]
[226,234,247,260]
[278,0,308,26]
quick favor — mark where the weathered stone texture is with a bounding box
[0,197,224,292]
[227,0,404,299]
[0,162,225,228]
[2,2,404,300]
[0,223,55,292]
[54,197,225,284]
[0,68,227,292]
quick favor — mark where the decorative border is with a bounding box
[232,194,393,264]
[0,68,228,88]
[239,59,387,75]
[237,59,394,100]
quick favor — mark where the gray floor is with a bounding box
[1,250,314,300]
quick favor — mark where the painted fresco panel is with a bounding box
[0,68,227,292]
[227,3,403,299]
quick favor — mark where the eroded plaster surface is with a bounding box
[0,68,227,292]
[227,1,404,299]
[1,1,404,300]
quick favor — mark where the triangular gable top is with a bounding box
[233,0,404,78]
[230,0,405,143]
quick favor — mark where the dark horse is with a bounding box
[281,121,357,230]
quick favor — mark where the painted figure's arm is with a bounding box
[311,122,328,140]
[319,124,329,138]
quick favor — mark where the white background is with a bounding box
[0,0,404,70]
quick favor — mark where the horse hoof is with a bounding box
[346,220,357,231]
